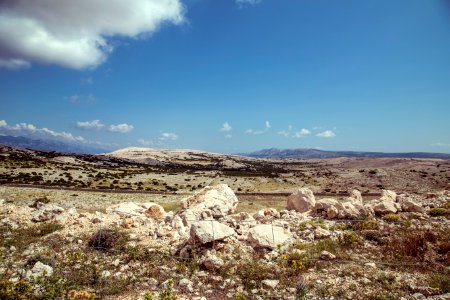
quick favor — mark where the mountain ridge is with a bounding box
[242,147,450,160]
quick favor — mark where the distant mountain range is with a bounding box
[243,148,450,160]
[2,136,449,160]
[0,135,107,154]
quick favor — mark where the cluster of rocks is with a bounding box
[1,185,449,300]
[287,187,428,218]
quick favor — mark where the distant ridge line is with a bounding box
[242,148,450,160]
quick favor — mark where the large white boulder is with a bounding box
[286,187,316,213]
[181,184,238,219]
[247,224,292,249]
[190,220,235,244]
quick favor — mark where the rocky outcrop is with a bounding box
[286,187,316,212]
[31,204,65,222]
[247,224,292,249]
[106,202,166,219]
[314,198,369,219]
[180,184,238,219]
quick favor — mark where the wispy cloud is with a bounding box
[278,125,293,137]
[245,121,271,135]
[75,120,104,130]
[317,130,336,138]
[80,77,94,85]
[137,138,153,147]
[236,0,262,7]
[65,94,97,105]
[431,142,450,147]
[0,0,185,70]
[225,134,232,139]
[159,132,178,141]
[108,123,134,133]
[220,122,232,132]
[293,128,311,138]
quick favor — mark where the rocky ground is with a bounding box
[1,184,449,300]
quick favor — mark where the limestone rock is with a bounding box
[314,227,331,239]
[397,195,425,213]
[286,187,316,212]
[261,279,279,289]
[26,262,53,279]
[319,251,336,260]
[190,220,235,244]
[106,202,166,219]
[31,204,64,222]
[181,184,238,219]
[199,252,224,271]
[347,189,363,205]
[381,190,397,202]
[371,200,397,216]
[247,224,292,249]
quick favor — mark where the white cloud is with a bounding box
[220,122,232,132]
[317,130,336,138]
[0,119,85,142]
[278,125,293,137]
[159,132,178,141]
[245,121,271,135]
[76,120,104,130]
[108,123,134,133]
[293,128,311,138]
[431,142,450,147]
[225,134,232,139]
[0,0,185,70]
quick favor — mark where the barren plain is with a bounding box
[0,145,449,300]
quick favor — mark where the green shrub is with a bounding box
[339,231,362,248]
[382,214,400,222]
[0,279,36,300]
[429,208,449,216]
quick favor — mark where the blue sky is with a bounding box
[0,0,449,153]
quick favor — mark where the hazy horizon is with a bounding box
[1,0,450,154]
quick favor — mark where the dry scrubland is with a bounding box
[0,146,449,300]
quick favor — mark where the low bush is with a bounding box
[429,208,449,217]
[88,228,129,252]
